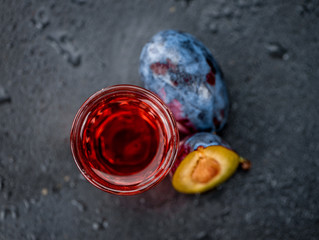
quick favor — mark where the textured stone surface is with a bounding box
[1,0,319,239]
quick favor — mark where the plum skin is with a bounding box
[139,30,229,135]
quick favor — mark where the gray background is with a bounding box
[1,0,319,239]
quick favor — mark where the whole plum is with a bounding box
[139,30,229,136]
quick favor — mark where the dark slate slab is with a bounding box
[0,0,318,239]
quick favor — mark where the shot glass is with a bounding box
[70,85,179,195]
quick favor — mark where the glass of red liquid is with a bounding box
[70,85,179,195]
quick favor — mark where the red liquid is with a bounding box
[71,85,179,195]
[82,97,160,176]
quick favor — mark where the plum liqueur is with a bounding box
[70,85,179,195]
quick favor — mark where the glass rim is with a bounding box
[70,84,179,195]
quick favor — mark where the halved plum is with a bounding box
[171,133,250,194]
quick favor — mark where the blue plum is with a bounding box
[171,132,250,194]
[181,132,230,151]
[170,132,231,176]
[139,30,229,136]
